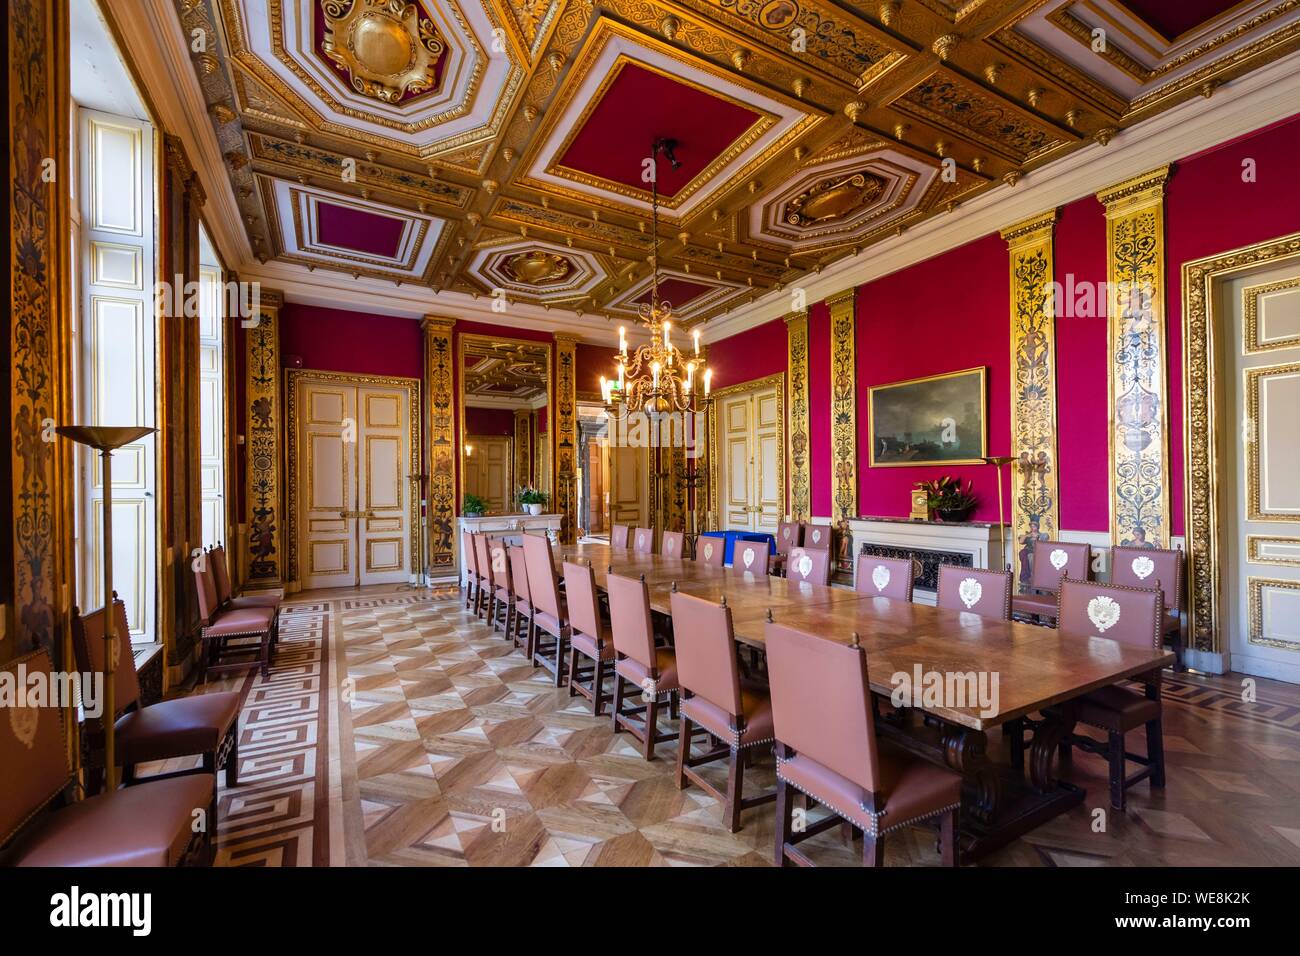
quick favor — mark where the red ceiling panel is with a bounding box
[315,201,407,258]
[1118,0,1241,40]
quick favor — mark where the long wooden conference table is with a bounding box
[547,542,1174,859]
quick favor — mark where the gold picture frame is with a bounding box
[867,367,988,467]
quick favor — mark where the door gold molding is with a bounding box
[708,372,786,532]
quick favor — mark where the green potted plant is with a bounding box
[462,494,487,518]
[920,476,978,522]
[518,487,548,516]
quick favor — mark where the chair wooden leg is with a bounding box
[611,673,625,733]
[260,631,271,679]
[525,618,537,664]
[643,697,658,760]
[1108,730,1127,812]
[1147,717,1166,788]
[725,746,745,833]
[224,731,239,788]
[775,777,793,867]
[567,645,579,697]
[863,833,884,866]
[675,715,692,790]
[592,658,606,716]
[940,807,959,867]
[554,636,567,688]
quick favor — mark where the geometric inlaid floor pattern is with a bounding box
[192,587,1300,866]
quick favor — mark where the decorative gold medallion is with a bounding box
[786,172,885,226]
[504,250,571,285]
[322,0,446,104]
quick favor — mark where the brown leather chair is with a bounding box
[195,558,276,682]
[488,539,515,637]
[210,544,281,612]
[611,524,630,549]
[733,539,771,576]
[659,530,685,559]
[0,649,216,867]
[1056,577,1167,811]
[801,523,831,551]
[632,527,654,554]
[1011,539,1091,624]
[936,565,1012,620]
[507,545,533,653]
[770,520,802,575]
[765,623,961,867]
[462,529,479,611]
[563,560,615,714]
[670,592,777,832]
[786,546,831,586]
[855,554,915,601]
[74,597,242,792]
[696,536,725,567]
[523,533,569,685]
[1112,545,1186,671]
[608,572,681,760]
[472,532,497,622]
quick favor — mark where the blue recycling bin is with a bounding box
[698,530,777,566]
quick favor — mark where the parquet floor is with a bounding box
[179,586,1300,866]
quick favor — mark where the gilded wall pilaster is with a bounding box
[553,333,579,543]
[422,316,456,570]
[1000,210,1060,589]
[827,289,858,565]
[245,289,285,585]
[1097,167,1171,548]
[785,310,811,522]
[514,407,531,491]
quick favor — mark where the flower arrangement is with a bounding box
[462,494,487,517]
[918,477,978,521]
[517,487,548,515]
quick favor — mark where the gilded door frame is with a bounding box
[284,368,421,591]
[1182,230,1300,657]
[708,372,787,530]
[457,333,554,511]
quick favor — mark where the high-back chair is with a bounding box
[660,530,685,559]
[854,554,915,602]
[1056,578,1166,811]
[210,544,282,612]
[73,597,242,792]
[0,649,217,866]
[194,558,276,682]
[632,527,654,554]
[1111,545,1185,670]
[770,520,802,574]
[562,561,615,714]
[801,523,831,551]
[607,572,680,760]
[462,529,480,611]
[522,533,569,685]
[785,546,831,586]
[488,539,514,637]
[733,539,771,576]
[1012,539,1091,624]
[473,533,496,622]
[611,524,630,549]
[507,545,533,653]
[696,536,725,567]
[670,592,777,832]
[765,623,961,867]
[936,565,1012,620]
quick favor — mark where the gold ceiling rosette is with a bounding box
[785,172,885,227]
[504,250,571,286]
[322,0,446,105]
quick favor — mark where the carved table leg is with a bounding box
[1028,705,1077,793]
[941,726,1001,825]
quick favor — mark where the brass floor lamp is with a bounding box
[985,456,1014,572]
[57,424,155,792]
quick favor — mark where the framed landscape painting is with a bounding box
[868,367,987,467]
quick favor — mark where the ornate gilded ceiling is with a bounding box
[175,0,1300,326]
[463,340,550,403]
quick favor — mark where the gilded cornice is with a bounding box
[1000,209,1058,248]
[1096,165,1171,213]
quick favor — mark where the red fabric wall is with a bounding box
[855,234,1011,522]
[279,303,422,378]
[706,316,787,389]
[808,302,832,516]
[576,343,620,396]
[465,406,515,436]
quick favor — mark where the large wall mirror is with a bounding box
[458,334,553,514]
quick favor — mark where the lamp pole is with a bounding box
[985,456,1014,572]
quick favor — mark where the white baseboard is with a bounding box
[1183,648,1229,675]
[1227,653,1300,684]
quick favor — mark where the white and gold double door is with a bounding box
[298,377,413,590]
[719,384,782,533]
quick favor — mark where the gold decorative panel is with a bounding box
[321,0,446,105]
[828,289,858,534]
[1245,361,1300,523]
[514,408,531,489]
[785,310,810,522]
[1001,210,1059,589]
[554,334,579,543]
[1248,535,1300,568]
[1098,166,1170,549]
[245,290,284,584]
[1243,276,1300,354]
[1248,577,1300,652]
[423,317,456,569]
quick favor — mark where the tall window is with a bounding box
[198,227,227,550]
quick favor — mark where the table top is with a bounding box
[551,542,1173,731]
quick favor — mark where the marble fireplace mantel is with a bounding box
[846,516,1010,605]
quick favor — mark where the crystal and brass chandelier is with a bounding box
[601,138,711,414]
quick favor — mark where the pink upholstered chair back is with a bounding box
[696,537,725,567]
[508,546,531,607]
[670,592,742,719]
[606,572,656,671]
[632,527,654,554]
[0,650,72,847]
[801,523,831,551]
[775,520,802,556]
[71,597,142,714]
[1111,545,1182,615]
[786,547,831,585]
[562,561,602,640]
[473,533,493,587]
[210,544,234,605]
[194,561,220,623]
[765,622,880,793]
[463,530,478,579]
[489,540,512,591]
[1029,539,1091,592]
[611,524,630,548]
[523,533,563,620]
[660,531,684,559]
[855,554,914,601]
[733,539,770,574]
[936,565,1012,619]
[1057,578,1163,650]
